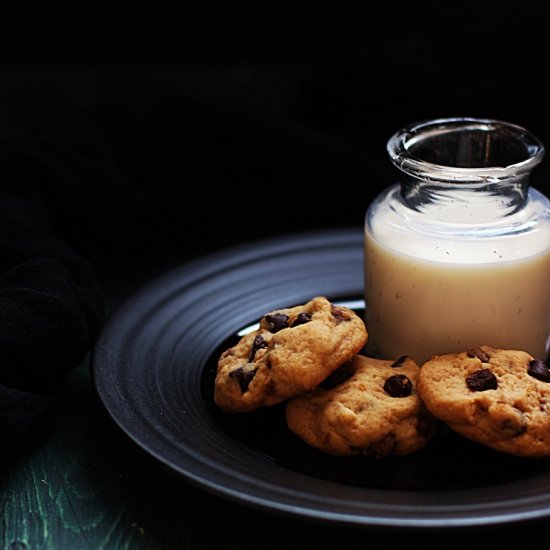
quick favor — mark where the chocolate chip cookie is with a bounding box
[285,354,437,457]
[214,296,368,413]
[417,345,550,457]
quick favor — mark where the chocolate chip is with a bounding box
[391,355,410,368]
[290,312,312,327]
[330,304,348,323]
[467,348,490,363]
[466,369,497,391]
[528,359,550,382]
[248,334,267,362]
[264,313,289,333]
[229,366,257,392]
[383,374,412,397]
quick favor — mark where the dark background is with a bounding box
[1,9,548,276]
[2,10,550,546]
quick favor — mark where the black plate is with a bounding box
[92,228,550,529]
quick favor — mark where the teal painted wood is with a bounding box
[0,361,145,549]
[0,357,287,549]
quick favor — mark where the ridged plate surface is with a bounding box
[92,228,550,529]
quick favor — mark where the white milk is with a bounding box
[364,187,550,364]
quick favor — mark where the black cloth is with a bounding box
[0,149,104,451]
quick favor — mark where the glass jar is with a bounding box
[364,117,550,364]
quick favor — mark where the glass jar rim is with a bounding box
[387,117,545,184]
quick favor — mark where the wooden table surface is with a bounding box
[2,264,549,550]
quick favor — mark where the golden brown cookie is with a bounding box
[285,354,437,457]
[417,345,550,457]
[213,296,368,413]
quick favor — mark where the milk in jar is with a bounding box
[364,118,550,364]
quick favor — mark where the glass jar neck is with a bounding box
[400,174,530,222]
[387,118,544,223]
